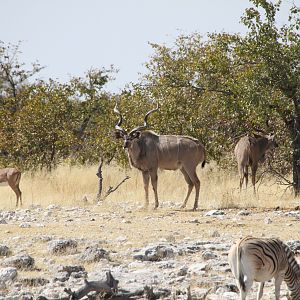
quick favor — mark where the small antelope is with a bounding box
[228,236,300,300]
[234,133,278,193]
[114,103,206,210]
[0,168,22,207]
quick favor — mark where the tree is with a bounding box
[0,43,118,170]
[13,81,77,171]
[122,0,300,196]
[0,41,43,110]
[69,67,118,164]
[239,0,300,194]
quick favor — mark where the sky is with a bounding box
[0,0,297,93]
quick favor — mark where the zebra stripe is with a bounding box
[228,236,300,300]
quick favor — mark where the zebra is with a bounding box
[228,236,300,300]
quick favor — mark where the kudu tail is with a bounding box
[15,171,21,186]
[201,145,206,168]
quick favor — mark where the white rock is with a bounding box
[188,262,208,274]
[205,210,225,216]
[264,217,272,224]
[19,223,31,228]
[0,267,17,282]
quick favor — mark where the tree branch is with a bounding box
[101,176,130,201]
[37,271,118,300]
[36,271,171,300]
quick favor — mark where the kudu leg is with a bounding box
[238,165,248,190]
[149,170,159,209]
[251,164,258,194]
[142,171,150,207]
[183,167,200,211]
[180,168,194,209]
[16,185,22,206]
[8,181,22,207]
[245,165,249,189]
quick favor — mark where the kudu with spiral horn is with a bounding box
[114,103,206,210]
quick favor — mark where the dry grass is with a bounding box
[0,163,297,210]
[0,163,299,285]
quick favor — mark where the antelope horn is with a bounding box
[252,126,267,135]
[129,102,159,134]
[114,103,126,134]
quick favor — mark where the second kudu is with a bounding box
[0,167,22,206]
[234,133,278,193]
[114,103,206,210]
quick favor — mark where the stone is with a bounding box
[286,240,300,251]
[1,254,35,270]
[48,239,78,254]
[205,210,225,216]
[264,217,272,224]
[202,250,217,260]
[79,246,109,262]
[237,210,250,216]
[0,267,17,283]
[188,262,208,274]
[19,223,31,228]
[0,245,10,256]
[133,245,175,261]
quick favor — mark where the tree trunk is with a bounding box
[291,114,300,196]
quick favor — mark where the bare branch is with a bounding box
[37,271,118,300]
[267,162,293,187]
[96,158,104,201]
[100,176,130,201]
[36,271,173,300]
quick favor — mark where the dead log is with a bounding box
[36,271,171,300]
[36,271,118,300]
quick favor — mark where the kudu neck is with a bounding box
[256,137,269,151]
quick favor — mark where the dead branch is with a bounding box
[267,162,293,187]
[96,158,104,201]
[36,271,171,300]
[143,286,156,300]
[100,175,130,201]
[37,271,118,300]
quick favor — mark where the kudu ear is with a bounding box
[253,133,263,139]
[130,131,141,139]
[114,130,125,139]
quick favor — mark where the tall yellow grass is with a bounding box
[0,163,296,210]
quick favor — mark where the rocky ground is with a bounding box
[0,201,299,299]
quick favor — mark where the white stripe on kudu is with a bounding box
[228,236,300,300]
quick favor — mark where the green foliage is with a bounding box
[119,0,299,179]
[0,45,118,171]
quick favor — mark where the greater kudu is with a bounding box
[0,167,22,206]
[114,104,206,210]
[234,134,278,193]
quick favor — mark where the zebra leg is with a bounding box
[257,282,264,299]
[243,276,254,300]
[274,273,284,300]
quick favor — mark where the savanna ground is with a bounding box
[0,163,300,296]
